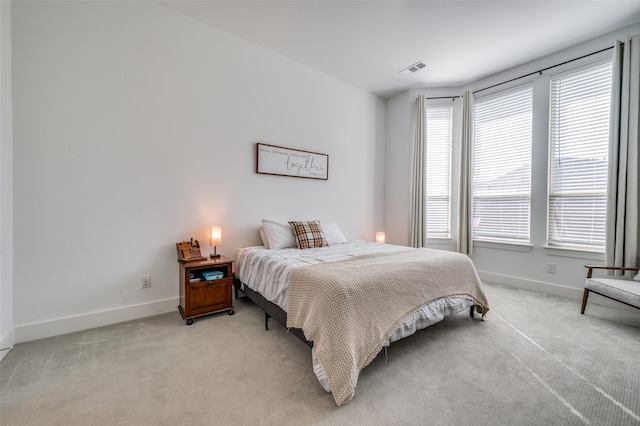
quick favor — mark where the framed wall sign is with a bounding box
[256,143,329,180]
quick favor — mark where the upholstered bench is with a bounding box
[581,265,640,314]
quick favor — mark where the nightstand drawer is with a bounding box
[186,277,232,316]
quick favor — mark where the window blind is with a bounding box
[548,61,612,249]
[473,86,533,242]
[426,106,452,238]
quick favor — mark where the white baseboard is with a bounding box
[0,327,16,362]
[478,270,583,300]
[14,297,179,344]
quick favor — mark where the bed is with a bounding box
[235,220,490,406]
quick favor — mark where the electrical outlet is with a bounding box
[141,275,152,288]
[546,263,556,273]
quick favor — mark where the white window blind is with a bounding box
[548,61,612,249]
[473,86,533,242]
[426,106,452,238]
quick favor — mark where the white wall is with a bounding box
[1,0,15,361]
[385,22,640,300]
[11,1,385,342]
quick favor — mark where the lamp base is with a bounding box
[210,254,221,259]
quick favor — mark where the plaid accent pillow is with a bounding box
[288,220,329,249]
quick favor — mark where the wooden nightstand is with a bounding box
[178,256,234,325]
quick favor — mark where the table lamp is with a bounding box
[210,226,222,258]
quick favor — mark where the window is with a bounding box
[426,106,452,238]
[473,85,533,243]
[548,61,612,249]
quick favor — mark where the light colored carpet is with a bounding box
[1,283,639,425]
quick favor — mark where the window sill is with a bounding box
[473,240,532,252]
[543,246,604,261]
[426,238,454,248]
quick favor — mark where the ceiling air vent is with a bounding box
[399,61,426,76]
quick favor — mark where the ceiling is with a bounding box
[160,1,640,98]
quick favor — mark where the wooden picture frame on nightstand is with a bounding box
[176,239,206,263]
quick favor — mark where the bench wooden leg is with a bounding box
[581,288,590,314]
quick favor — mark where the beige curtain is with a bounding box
[410,95,427,247]
[606,34,640,271]
[457,91,474,255]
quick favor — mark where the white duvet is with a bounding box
[236,240,473,392]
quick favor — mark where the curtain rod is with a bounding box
[416,95,461,100]
[473,45,614,95]
[427,96,460,100]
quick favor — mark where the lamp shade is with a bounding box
[375,232,385,243]
[210,226,222,246]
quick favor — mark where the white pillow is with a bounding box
[262,219,297,250]
[259,227,270,248]
[321,220,347,244]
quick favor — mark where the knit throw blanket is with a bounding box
[286,248,489,406]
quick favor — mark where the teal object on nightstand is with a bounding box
[202,270,224,281]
